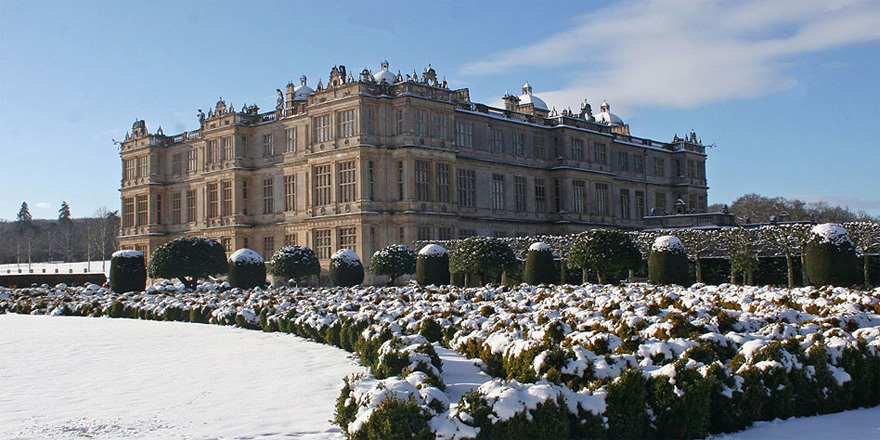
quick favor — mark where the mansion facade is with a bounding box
[118,61,709,269]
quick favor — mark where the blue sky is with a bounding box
[1,0,878,220]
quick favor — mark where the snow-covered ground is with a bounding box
[0,260,111,276]
[708,405,880,440]
[0,314,364,440]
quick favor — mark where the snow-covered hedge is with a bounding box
[2,281,879,439]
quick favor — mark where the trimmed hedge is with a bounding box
[110,251,146,293]
[649,236,692,286]
[227,249,266,289]
[523,243,557,285]
[416,245,450,286]
[806,224,859,287]
[330,249,365,287]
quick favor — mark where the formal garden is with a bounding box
[1,222,878,440]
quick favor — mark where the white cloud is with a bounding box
[35,202,52,210]
[460,0,880,113]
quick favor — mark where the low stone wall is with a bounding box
[0,273,106,288]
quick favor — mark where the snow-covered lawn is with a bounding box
[0,314,364,439]
[0,260,111,276]
[708,405,880,440]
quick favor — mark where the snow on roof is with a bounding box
[529,242,551,252]
[652,235,686,253]
[229,248,264,264]
[112,250,143,259]
[373,60,397,85]
[331,248,361,264]
[810,223,852,246]
[418,244,448,257]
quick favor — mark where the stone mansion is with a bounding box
[118,61,709,266]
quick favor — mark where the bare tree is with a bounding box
[717,227,763,285]
[87,207,120,272]
[761,224,811,288]
[843,222,880,288]
[676,229,717,284]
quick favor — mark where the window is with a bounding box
[634,154,645,174]
[554,179,561,212]
[415,160,430,201]
[491,128,504,153]
[206,139,219,163]
[533,136,545,159]
[238,136,248,158]
[415,110,428,136]
[689,194,698,212]
[124,159,135,180]
[284,233,296,247]
[365,107,376,135]
[222,137,232,160]
[262,178,274,214]
[512,133,524,156]
[285,127,297,153]
[437,227,453,240]
[493,231,507,238]
[572,180,587,213]
[222,238,232,253]
[207,182,219,219]
[654,157,665,177]
[187,149,198,172]
[535,178,547,212]
[123,197,134,227]
[455,122,473,148]
[457,169,475,208]
[572,139,584,161]
[396,109,404,134]
[417,226,431,242]
[432,114,448,139]
[263,236,275,259]
[222,180,232,216]
[687,159,696,178]
[655,192,667,213]
[136,195,148,226]
[171,192,181,224]
[399,227,405,244]
[618,152,629,171]
[315,114,332,142]
[284,174,296,211]
[436,163,450,203]
[241,181,248,215]
[186,189,197,222]
[459,229,476,238]
[314,165,331,206]
[552,138,561,158]
[594,143,607,165]
[137,156,148,178]
[262,133,274,157]
[492,173,505,210]
[338,161,357,203]
[619,189,631,219]
[397,161,404,200]
[171,153,182,174]
[514,176,527,211]
[675,160,683,177]
[367,161,375,200]
[596,183,609,215]
[635,190,646,219]
[314,229,332,259]
[338,227,357,252]
[338,109,356,138]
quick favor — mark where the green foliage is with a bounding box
[350,395,435,440]
[109,251,146,293]
[523,245,557,285]
[416,250,450,286]
[806,228,859,287]
[449,237,517,284]
[329,249,365,287]
[147,237,227,290]
[227,249,266,289]
[370,245,417,285]
[568,229,641,284]
[605,368,650,440]
[648,237,692,286]
[267,245,320,285]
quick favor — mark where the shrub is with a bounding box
[416,244,450,286]
[227,248,266,289]
[523,242,557,285]
[568,229,641,284]
[350,395,434,440]
[449,237,517,285]
[148,237,227,290]
[648,235,692,286]
[370,245,417,285]
[267,245,320,285]
[330,249,365,287]
[806,223,859,287]
[109,250,146,293]
[605,368,650,439]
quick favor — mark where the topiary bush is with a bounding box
[449,236,517,285]
[806,223,859,287]
[330,249,365,287]
[267,245,320,286]
[523,242,557,285]
[227,248,266,289]
[416,244,450,286]
[109,250,146,293]
[148,237,227,290]
[350,395,434,440]
[648,235,692,286]
[568,229,642,284]
[370,244,417,286]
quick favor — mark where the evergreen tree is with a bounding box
[16,202,33,224]
[58,201,72,222]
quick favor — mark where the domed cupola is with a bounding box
[594,100,625,126]
[518,82,548,111]
[293,75,315,100]
[373,60,397,85]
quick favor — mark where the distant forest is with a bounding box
[709,193,879,224]
[0,202,118,265]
